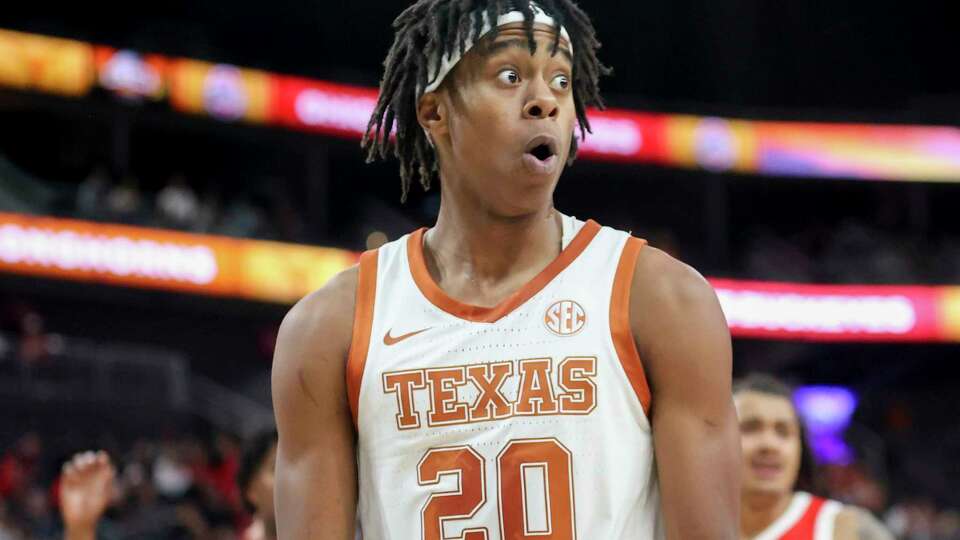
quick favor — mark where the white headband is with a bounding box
[419,2,573,99]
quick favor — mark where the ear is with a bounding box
[417,92,448,143]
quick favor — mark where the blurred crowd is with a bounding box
[0,154,306,245]
[0,431,249,540]
[2,430,959,539]
[72,166,305,244]
[819,463,960,540]
[6,151,960,285]
[742,221,960,285]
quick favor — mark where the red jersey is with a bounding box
[754,492,843,540]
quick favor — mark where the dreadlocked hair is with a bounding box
[362,0,611,202]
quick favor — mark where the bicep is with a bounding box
[272,284,358,540]
[631,251,740,539]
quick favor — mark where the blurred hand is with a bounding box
[60,450,116,537]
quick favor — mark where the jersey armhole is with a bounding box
[610,236,652,417]
[346,249,379,428]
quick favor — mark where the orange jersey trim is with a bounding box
[610,236,652,416]
[346,249,379,427]
[407,220,602,323]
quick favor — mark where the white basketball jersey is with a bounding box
[346,215,663,540]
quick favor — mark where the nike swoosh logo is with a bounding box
[383,327,431,346]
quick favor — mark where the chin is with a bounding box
[483,178,556,217]
[745,477,792,498]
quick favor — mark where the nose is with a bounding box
[522,78,559,120]
[755,429,781,452]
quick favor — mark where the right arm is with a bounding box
[272,267,359,540]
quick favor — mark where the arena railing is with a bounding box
[1,28,959,183]
[1,211,958,344]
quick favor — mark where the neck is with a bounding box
[740,490,794,539]
[425,186,561,300]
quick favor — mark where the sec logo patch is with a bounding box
[544,300,586,336]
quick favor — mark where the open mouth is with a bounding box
[525,136,558,162]
[530,143,555,161]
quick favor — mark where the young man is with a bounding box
[272,1,740,538]
[734,374,893,540]
[237,430,279,540]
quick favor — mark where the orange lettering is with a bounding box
[383,370,426,429]
[467,362,513,421]
[514,358,558,415]
[426,367,470,426]
[558,357,597,414]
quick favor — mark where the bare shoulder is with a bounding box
[630,245,718,312]
[272,265,360,436]
[628,245,729,364]
[276,264,359,361]
[834,505,894,540]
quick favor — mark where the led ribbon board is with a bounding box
[2,28,959,182]
[2,212,960,342]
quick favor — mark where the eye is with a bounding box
[550,73,570,91]
[497,69,520,85]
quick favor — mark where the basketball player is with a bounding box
[734,374,892,540]
[59,450,115,540]
[272,1,741,538]
[237,430,279,540]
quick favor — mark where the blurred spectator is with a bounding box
[743,227,814,282]
[0,499,22,540]
[75,167,110,220]
[195,187,222,234]
[22,484,56,538]
[18,311,54,365]
[887,498,938,539]
[105,176,144,225]
[0,433,42,499]
[216,196,267,239]
[934,510,960,540]
[156,175,200,230]
[821,221,917,283]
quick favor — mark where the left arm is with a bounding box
[834,507,894,540]
[630,247,741,539]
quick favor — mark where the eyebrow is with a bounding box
[480,38,573,65]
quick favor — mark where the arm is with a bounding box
[60,450,116,540]
[834,506,894,540]
[630,247,741,539]
[272,267,359,540]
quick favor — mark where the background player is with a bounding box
[735,374,892,540]
[272,1,739,538]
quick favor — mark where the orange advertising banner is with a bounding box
[0,29,95,96]
[167,59,271,123]
[2,212,960,343]
[0,213,357,304]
